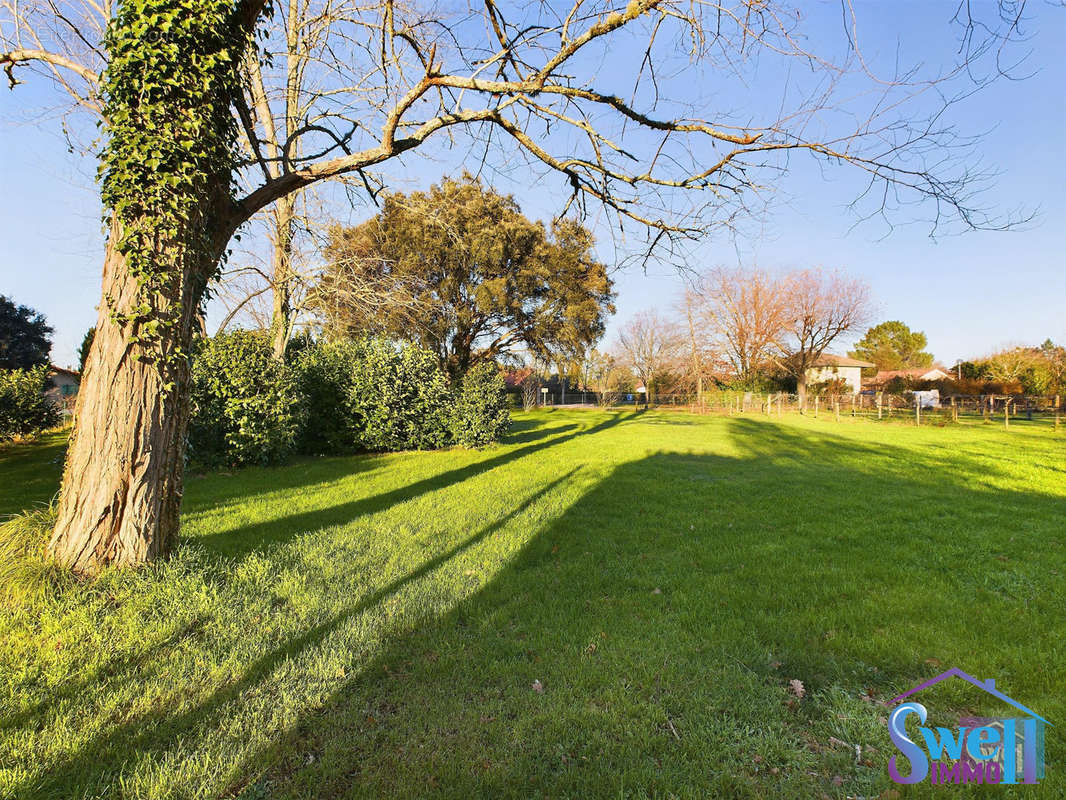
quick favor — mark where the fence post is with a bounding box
[877,392,882,420]
[835,397,840,422]
[915,398,920,427]
[814,396,819,418]
[1005,398,1010,429]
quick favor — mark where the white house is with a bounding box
[804,353,875,394]
[46,365,80,409]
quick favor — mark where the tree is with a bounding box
[520,372,542,412]
[780,270,872,402]
[221,2,350,360]
[1,1,1034,572]
[676,287,723,400]
[615,311,684,402]
[582,349,624,407]
[693,267,791,385]
[0,295,53,369]
[849,321,934,371]
[320,176,615,382]
[981,347,1036,384]
[1039,339,1066,394]
[77,327,96,373]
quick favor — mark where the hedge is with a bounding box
[190,333,510,465]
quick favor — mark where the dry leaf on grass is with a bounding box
[789,679,806,698]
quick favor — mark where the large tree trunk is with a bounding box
[47,217,222,575]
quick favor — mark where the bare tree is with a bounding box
[982,346,1035,383]
[583,349,624,407]
[520,372,541,411]
[676,286,723,401]
[0,0,1036,572]
[780,270,872,403]
[615,311,684,402]
[695,267,792,385]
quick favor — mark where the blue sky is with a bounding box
[1,1,1063,369]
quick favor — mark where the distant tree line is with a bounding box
[520,281,1064,404]
[927,342,1065,397]
[547,267,873,404]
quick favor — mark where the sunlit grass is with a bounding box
[0,411,1063,798]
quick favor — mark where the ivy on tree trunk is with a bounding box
[47,0,257,574]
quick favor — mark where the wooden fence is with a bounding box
[535,390,1064,430]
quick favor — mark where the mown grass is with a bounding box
[0,430,66,517]
[0,411,1063,799]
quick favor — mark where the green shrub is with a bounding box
[449,362,510,446]
[190,334,508,464]
[292,338,363,454]
[0,365,60,441]
[189,331,305,466]
[348,339,452,451]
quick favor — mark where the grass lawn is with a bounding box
[1,410,1063,799]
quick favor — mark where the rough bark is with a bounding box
[47,215,222,574]
[268,195,296,359]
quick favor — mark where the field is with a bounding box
[1,410,1063,799]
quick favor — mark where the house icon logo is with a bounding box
[886,667,1049,786]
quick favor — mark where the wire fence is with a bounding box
[519,390,1065,430]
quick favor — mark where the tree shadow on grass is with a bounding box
[184,417,576,522]
[223,423,1065,799]
[189,414,626,561]
[502,419,579,445]
[0,615,209,734]
[16,417,1064,799]
[183,452,390,515]
[15,469,582,800]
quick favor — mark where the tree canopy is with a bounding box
[0,295,53,369]
[320,177,615,381]
[849,321,934,370]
